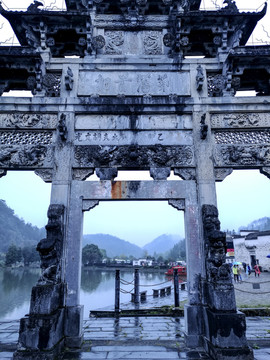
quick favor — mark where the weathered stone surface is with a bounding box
[16,309,65,351]
[29,283,65,315]
[78,71,190,96]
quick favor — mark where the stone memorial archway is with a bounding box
[0,0,269,359]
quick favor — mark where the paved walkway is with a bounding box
[1,316,270,359]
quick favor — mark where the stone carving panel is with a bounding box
[74,145,194,168]
[214,130,270,145]
[105,31,124,54]
[78,71,190,96]
[0,131,53,145]
[0,145,53,168]
[43,73,61,97]
[143,31,162,55]
[215,145,270,166]
[0,114,58,129]
[211,113,270,128]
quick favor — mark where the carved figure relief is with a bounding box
[74,145,194,168]
[95,74,111,94]
[0,114,58,129]
[137,74,151,94]
[157,74,169,93]
[105,31,124,54]
[211,113,269,128]
[215,145,270,166]
[116,73,132,93]
[37,204,65,285]
[143,31,162,55]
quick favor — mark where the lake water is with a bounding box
[0,268,183,320]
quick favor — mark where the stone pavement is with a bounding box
[1,316,270,359]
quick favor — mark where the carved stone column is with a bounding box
[13,205,67,360]
[201,205,253,360]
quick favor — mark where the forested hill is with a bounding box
[0,199,45,252]
[240,217,270,232]
[83,233,143,258]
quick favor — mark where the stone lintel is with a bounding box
[79,180,196,202]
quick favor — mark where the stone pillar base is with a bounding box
[64,305,84,348]
[203,308,254,360]
[184,304,203,348]
[13,346,63,360]
[13,308,65,360]
[204,339,254,360]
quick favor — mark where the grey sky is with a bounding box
[0,0,269,247]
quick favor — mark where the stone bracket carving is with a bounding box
[168,199,185,211]
[150,167,170,180]
[214,168,233,182]
[174,168,196,180]
[82,200,99,212]
[96,167,118,180]
[35,169,53,183]
[260,167,270,179]
[73,168,95,180]
[0,169,7,178]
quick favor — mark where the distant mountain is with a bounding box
[142,234,182,256]
[239,217,270,232]
[0,199,45,253]
[83,233,143,258]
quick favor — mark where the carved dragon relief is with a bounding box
[0,114,58,129]
[0,145,54,168]
[74,145,194,168]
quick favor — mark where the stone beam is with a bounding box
[79,180,196,203]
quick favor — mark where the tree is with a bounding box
[82,244,103,266]
[5,244,22,266]
[22,246,40,266]
[168,240,186,261]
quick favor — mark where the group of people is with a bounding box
[232,262,261,283]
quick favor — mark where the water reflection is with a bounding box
[0,268,169,320]
[0,268,40,320]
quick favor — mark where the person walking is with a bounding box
[246,264,251,276]
[232,265,238,283]
[237,265,242,283]
[254,264,261,277]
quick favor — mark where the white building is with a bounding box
[233,230,270,271]
[132,259,153,267]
